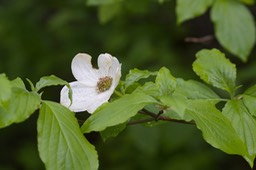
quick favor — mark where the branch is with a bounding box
[140,108,157,117]
[185,35,214,44]
[78,109,195,127]
[129,109,195,125]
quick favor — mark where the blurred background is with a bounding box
[0,0,255,169]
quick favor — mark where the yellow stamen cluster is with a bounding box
[96,76,113,93]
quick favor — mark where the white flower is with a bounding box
[60,53,121,114]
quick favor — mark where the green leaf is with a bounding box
[26,78,35,91]
[123,68,157,92]
[176,0,214,24]
[98,3,121,24]
[0,74,11,103]
[81,92,159,133]
[243,95,256,117]
[160,94,188,120]
[223,100,256,157]
[186,100,250,161]
[239,0,254,5]
[100,123,126,142]
[134,82,159,97]
[244,84,256,97]
[155,67,176,96]
[193,49,236,96]
[0,87,41,128]
[35,75,69,92]
[11,77,26,89]
[243,85,256,117]
[87,0,120,6]
[38,101,98,170]
[211,0,256,61]
[128,106,162,127]
[175,79,220,100]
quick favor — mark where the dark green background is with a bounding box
[0,0,255,169]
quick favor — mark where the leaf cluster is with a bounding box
[1,48,256,169]
[81,49,256,168]
[0,75,99,170]
[87,0,256,62]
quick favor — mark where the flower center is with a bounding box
[96,76,113,93]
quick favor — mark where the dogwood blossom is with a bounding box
[60,53,121,113]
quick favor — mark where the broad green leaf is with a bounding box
[176,0,214,24]
[0,87,41,128]
[87,0,120,6]
[123,68,157,91]
[26,78,35,91]
[81,92,159,133]
[243,85,256,116]
[239,0,254,5]
[38,101,98,170]
[134,82,159,97]
[11,77,26,89]
[186,100,252,164]
[35,75,68,92]
[223,100,256,156]
[244,84,256,97]
[211,0,256,61]
[100,123,126,142]
[160,94,188,120]
[128,107,163,127]
[0,74,11,103]
[193,49,236,96]
[98,3,121,24]
[123,82,140,94]
[175,79,220,100]
[155,67,176,96]
[243,96,256,117]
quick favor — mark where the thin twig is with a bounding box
[78,108,195,127]
[132,108,195,125]
[185,35,214,44]
[140,108,156,117]
[157,116,195,125]
[127,116,195,126]
[155,110,164,121]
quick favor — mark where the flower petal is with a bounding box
[98,53,113,76]
[109,57,121,77]
[98,53,121,86]
[71,53,99,84]
[86,90,113,113]
[113,66,122,87]
[61,53,122,113]
[110,57,122,86]
[60,81,113,113]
